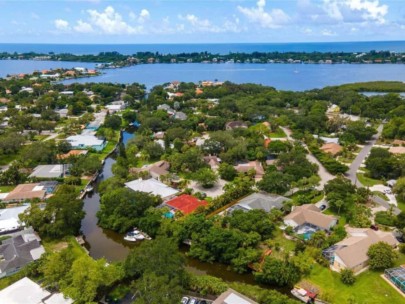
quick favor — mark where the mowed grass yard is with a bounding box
[356,173,383,187]
[306,255,405,304]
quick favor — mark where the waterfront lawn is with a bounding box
[356,173,383,187]
[307,256,405,304]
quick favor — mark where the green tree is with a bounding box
[340,269,356,285]
[125,237,185,279]
[254,257,302,287]
[104,114,122,130]
[20,187,85,239]
[132,272,183,304]
[367,241,398,270]
[394,177,405,202]
[98,188,161,233]
[218,162,238,181]
[193,167,218,188]
[258,171,291,195]
[63,256,123,304]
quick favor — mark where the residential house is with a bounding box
[284,204,337,236]
[234,161,265,180]
[320,143,343,156]
[389,146,405,155]
[28,164,69,179]
[0,277,73,304]
[0,233,45,278]
[66,135,106,151]
[4,184,46,202]
[227,192,288,214]
[57,150,88,160]
[130,161,170,181]
[125,178,178,201]
[106,100,127,113]
[164,194,208,216]
[323,227,398,274]
[173,111,187,120]
[225,121,248,130]
[55,108,69,118]
[0,205,30,233]
[213,288,258,304]
[203,156,221,171]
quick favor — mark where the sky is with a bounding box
[0,0,404,43]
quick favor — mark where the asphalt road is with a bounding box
[345,124,400,215]
[346,124,383,185]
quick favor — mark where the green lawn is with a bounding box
[306,259,405,304]
[0,154,17,166]
[269,127,287,138]
[357,173,383,187]
[0,185,15,193]
[397,197,405,213]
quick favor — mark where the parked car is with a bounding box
[319,204,326,211]
[370,224,379,231]
[181,297,189,304]
[188,299,197,304]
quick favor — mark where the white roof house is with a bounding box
[125,178,178,201]
[66,135,106,151]
[0,277,72,304]
[0,205,30,233]
[28,165,67,179]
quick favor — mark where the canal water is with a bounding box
[81,130,258,284]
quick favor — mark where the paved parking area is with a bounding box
[189,179,226,198]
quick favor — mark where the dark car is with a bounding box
[370,224,379,231]
[319,205,326,211]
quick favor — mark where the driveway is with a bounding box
[369,185,397,206]
[280,126,334,190]
[189,179,226,198]
[346,124,383,185]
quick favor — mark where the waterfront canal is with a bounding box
[80,131,259,285]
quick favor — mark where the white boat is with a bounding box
[135,234,145,240]
[124,236,137,242]
[85,185,94,193]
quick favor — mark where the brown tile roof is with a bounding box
[57,150,88,159]
[5,184,46,201]
[389,146,405,154]
[235,161,264,178]
[334,228,398,269]
[320,143,343,156]
[284,204,337,230]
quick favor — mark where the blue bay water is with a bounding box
[0,41,405,55]
[0,60,95,77]
[62,63,405,91]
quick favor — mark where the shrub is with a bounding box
[186,274,228,295]
[374,211,396,226]
[340,269,356,285]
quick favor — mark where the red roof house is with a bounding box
[165,194,208,215]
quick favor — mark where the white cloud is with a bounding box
[323,0,388,24]
[54,19,69,30]
[74,20,94,33]
[129,9,150,23]
[321,29,336,36]
[139,9,150,23]
[237,0,290,29]
[179,14,221,33]
[87,6,141,34]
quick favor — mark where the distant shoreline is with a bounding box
[0,50,404,70]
